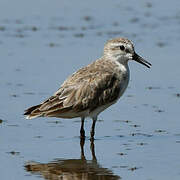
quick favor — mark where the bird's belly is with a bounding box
[89,102,115,118]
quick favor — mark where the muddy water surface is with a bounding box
[0,0,180,180]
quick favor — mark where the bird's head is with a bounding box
[103,37,151,68]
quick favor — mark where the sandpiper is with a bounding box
[24,37,151,140]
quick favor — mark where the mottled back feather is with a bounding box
[24,58,128,119]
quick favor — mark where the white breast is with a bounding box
[115,61,130,99]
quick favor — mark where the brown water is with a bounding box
[1,0,180,179]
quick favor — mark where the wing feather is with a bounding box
[24,59,124,119]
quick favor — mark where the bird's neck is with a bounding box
[103,54,129,68]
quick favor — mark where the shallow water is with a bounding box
[1,0,180,179]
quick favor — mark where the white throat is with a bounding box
[104,53,129,66]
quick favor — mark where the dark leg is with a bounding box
[80,136,86,160]
[90,138,97,162]
[80,117,85,138]
[90,116,97,141]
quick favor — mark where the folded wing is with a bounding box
[24,61,121,119]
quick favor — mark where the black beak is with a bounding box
[133,53,151,68]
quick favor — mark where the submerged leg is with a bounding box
[90,138,97,162]
[80,117,85,138]
[80,137,86,160]
[90,116,97,141]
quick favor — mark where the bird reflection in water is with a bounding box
[25,139,120,180]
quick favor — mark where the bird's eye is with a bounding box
[119,45,125,51]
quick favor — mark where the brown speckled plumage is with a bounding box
[24,58,127,118]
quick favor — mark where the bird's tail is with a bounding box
[24,104,42,119]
